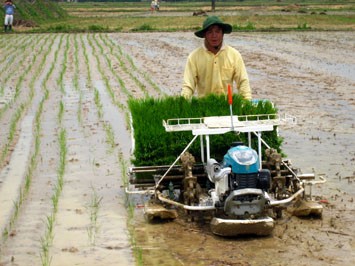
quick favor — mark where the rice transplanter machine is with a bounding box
[127,100,325,236]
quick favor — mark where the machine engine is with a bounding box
[207,144,271,219]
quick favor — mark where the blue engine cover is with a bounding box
[221,145,259,174]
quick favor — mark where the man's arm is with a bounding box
[181,56,196,99]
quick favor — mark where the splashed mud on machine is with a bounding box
[126,106,326,237]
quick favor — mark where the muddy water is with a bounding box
[0,32,354,266]
[115,31,355,266]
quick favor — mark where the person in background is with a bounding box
[181,16,251,100]
[3,0,15,32]
[150,0,159,12]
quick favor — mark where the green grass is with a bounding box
[1,0,67,24]
[9,1,355,33]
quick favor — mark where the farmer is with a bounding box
[3,0,15,32]
[181,16,252,100]
[150,0,159,12]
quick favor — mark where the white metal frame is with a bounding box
[163,113,296,168]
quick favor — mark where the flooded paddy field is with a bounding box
[0,31,354,265]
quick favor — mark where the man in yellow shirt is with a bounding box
[181,16,252,100]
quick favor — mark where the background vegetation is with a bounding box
[3,0,354,32]
[1,0,67,26]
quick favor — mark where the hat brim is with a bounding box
[194,23,232,38]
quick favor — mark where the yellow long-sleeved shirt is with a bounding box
[181,43,252,100]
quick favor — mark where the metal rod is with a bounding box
[269,187,305,206]
[155,134,199,189]
[206,135,210,161]
[230,105,234,130]
[200,135,205,163]
[252,131,301,183]
[257,131,262,169]
[157,192,215,211]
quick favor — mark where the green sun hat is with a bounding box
[194,16,232,38]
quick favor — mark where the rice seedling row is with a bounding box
[86,34,124,110]
[0,34,69,265]
[79,34,93,90]
[82,43,137,263]
[0,35,52,169]
[99,34,145,97]
[37,35,68,265]
[103,34,163,96]
[0,35,31,95]
[1,35,43,91]
[0,35,45,116]
[0,33,57,240]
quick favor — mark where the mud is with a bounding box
[0,31,354,266]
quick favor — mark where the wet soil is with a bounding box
[0,31,354,265]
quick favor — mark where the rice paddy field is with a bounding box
[0,1,354,266]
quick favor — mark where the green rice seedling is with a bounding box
[128,95,281,168]
[39,235,52,266]
[45,214,55,243]
[58,101,64,124]
[24,171,32,193]
[57,35,70,94]
[2,227,9,239]
[58,129,67,178]
[125,199,144,265]
[88,35,115,99]
[73,35,80,92]
[0,104,25,166]
[39,214,56,266]
[73,34,82,127]
[118,153,129,187]
[2,87,48,241]
[80,34,92,89]
[94,88,103,118]
[86,185,102,246]
[104,34,162,96]
[8,104,24,141]
[9,200,20,228]
[42,35,64,91]
[0,35,43,99]
[87,34,125,110]
[51,185,60,213]
[103,122,116,152]
[77,92,83,124]
[98,34,131,97]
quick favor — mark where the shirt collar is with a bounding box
[203,41,226,54]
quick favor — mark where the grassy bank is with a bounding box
[1,0,67,27]
[10,1,355,33]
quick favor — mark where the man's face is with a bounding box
[205,25,224,50]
